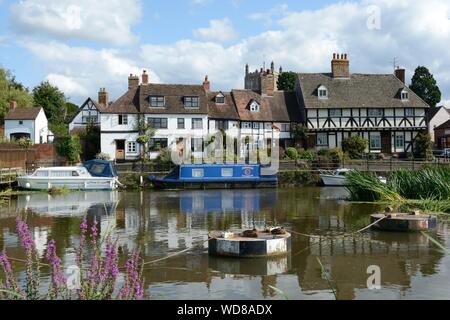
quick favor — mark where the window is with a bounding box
[242,122,252,129]
[177,118,185,129]
[368,109,383,117]
[216,120,228,130]
[184,96,199,108]
[192,118,203,129]
[265,123,272,130]
[19,120,23,125]
[149,138,168,151]
[150,96,165,107]
[280,123,291,132]
[147,118,168,129]
[317,133,328,146]
[329,109,342,117]
[250,101,260,112]
[215,94,225,104]
[401,90,409,101]
[192,169,204,178]
[118,115,128,125]
[395,134,405,148]
[35,170,49,177]
[370,133,381,149]
[318,85,328,99]
[405,108,414,117]
[72,171,80,177]
[253,122,260,129]
[50,171,73,177]
[221,168,233,177]
[82,116,98,124]
[127,142,137,153]
[191,138,203,152]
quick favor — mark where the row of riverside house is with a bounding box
[69,53,429,161]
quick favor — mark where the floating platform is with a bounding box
[208,228,291,258]
[370,213,438,232]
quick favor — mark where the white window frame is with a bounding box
[370,133,382,150]
[329,109,342,117]
[317,132,328,146]
[192,169,204,178]
[221,168,233,177]
[250,101,260,112]
[242,122,252,129]
[395,134,405,148]
[118,114,128,125]
[405,108,414,117]
[401,90,409,101]
[215,94,225,104]
[127,141,137,154]
[318,85,328,99]
[253,122,260,129]
[368,109,383,117]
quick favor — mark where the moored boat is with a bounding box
[17,160,120,191]
[319,168,387,186]
[149,164,278,189]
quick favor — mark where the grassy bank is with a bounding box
[346,167,450,214]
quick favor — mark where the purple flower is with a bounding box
[91,217,98,238]
[80,216,88,234]
[45,240,67,298]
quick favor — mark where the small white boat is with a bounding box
[319,168,387,186]
[17,160,120,191]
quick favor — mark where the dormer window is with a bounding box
[184,96,199,108]
[215,93,225,104]
[318,85,328,99]
[249,100,260,112]
[150,96,165,108]
[401,89,409,101]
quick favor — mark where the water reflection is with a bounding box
[0,188,448,300]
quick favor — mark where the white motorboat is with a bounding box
[17,160,120,191]
[319,168,387,186]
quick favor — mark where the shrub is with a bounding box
[298,149,318,161]
[56,135,82,163]
[95,153,111,160]
[414,133,433,160]
[285,147,298,160]
[342,136,368,159]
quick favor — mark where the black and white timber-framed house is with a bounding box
[295,53,430,155]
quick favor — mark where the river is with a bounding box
[0,187,449,300]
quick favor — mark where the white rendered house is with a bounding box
[4,101,52,144]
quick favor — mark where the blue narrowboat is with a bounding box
[149,164,278,189]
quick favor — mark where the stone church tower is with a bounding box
[244,61,282,96]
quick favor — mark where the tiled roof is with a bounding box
[99,86,140,114]
[297,73,430,109]
[5,107,43,120]
[207,91,240,120]
[232,90,302,122]
[435,119,450,130]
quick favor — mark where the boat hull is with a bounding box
[17,176,118,191]
[150,178,278,190]
[320,175,348,186]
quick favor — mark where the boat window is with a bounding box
[192,169,204,178]
[221,168,233,177]
[72,171,80,177]
[34,170,49,177]
[50,171,73,177]
[338,171,347,176]
[89,164,107,175]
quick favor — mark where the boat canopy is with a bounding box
[83,160,117,178]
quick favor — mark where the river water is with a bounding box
[0,187,449,300]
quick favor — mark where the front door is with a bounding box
[116,140,125,160]
[381,131,392,154]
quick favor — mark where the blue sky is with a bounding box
[1,0,450,105]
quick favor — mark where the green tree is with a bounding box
[135,117,155,164]
[0,68,33,121]
[409,66,441,108]
[277,72,297,91]
[291,124,309,149]
[64,102,80,123]
[56,134,82,163]
[33,81,66,124]
[342,136,368,159]
[414,132,433,160]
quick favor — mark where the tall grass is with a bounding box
[346,166,450,213]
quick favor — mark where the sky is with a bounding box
[0,0,450,106]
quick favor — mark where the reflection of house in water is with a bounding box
[295,231,445,300]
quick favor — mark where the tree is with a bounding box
[342,136,368,159]
[277,72,297,91]
[0,68,33,121]
[135,117,155,164]
[33,81,66,124]
[56,135,82,163]
[414,132,433,160]
[291,124,309,149]
[64,102,80,124]
[410,66,441,108]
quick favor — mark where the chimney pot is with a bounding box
[128,74,139,89]
[203,75,210,91]
[331,53,350,78]
[10,100,17,110]
[333,53,336,59]
[142,70,149,85]
[395,68,406,84]
[98,88,109,106]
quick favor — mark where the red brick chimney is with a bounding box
[10,101,17,110]
[395,67,406,84]
[203,75,210,91]
[331,53,350,78]
[98,88,109,106]
[142,70,149,85]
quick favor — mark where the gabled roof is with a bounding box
[296,73,430,109]
[5,107,43,120]
[435,119,450,130]
[101,84,209,115]
[207,91,240,120]
[68,98,100,123]
[428,106,450,122]
[232,90,302,122]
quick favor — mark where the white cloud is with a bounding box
[10,0,141,46]
[193,18,239,43]
[20,0,450,105]
[248,3,289,27]
[46,74,89,97]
